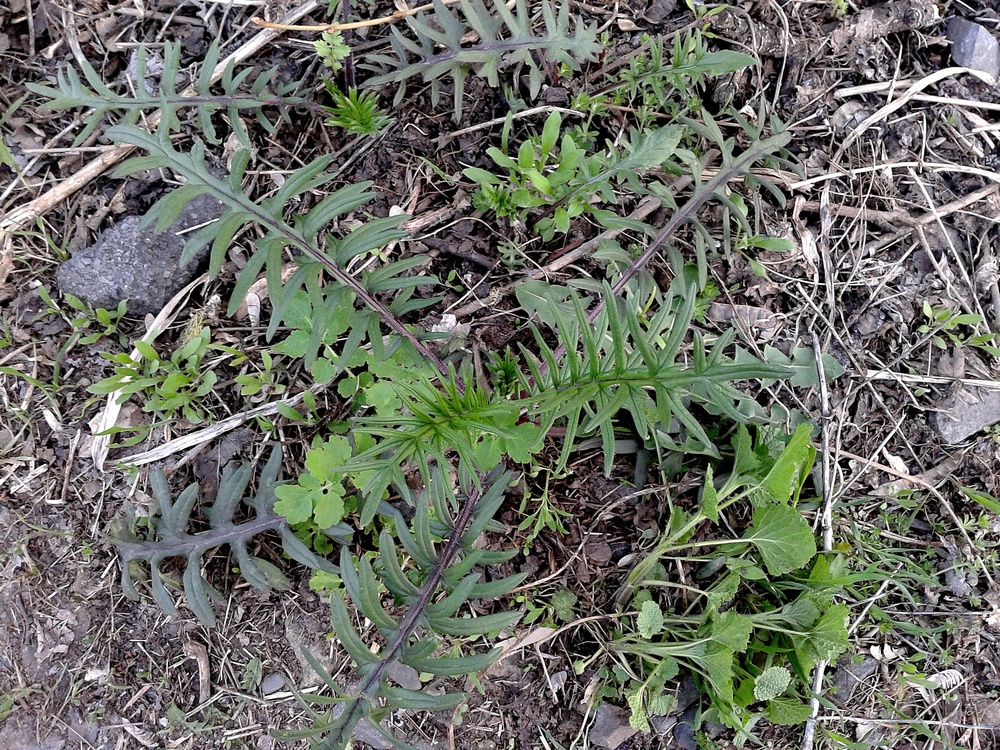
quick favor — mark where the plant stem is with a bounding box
[317,482,485,749]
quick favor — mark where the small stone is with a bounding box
[933,386,1000,443]
[386,661,422,690]
[56,193,226,315]
[260,673,285,695]
[642,0,677,24]
[650,713,676,735]
[353,718,393,749]
[590,703,638,749]
[947,18,1000,80]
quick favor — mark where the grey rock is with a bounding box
[260,672,285,695]
[642,0,677,24]
[590,703,638,749]
[56,193,226,315]
[650,713,676,735]
[673,705,699,750]
[933,386,1000,443]
[947,18,1000,79]
[386,661,422,690]
[326,702,393,749]
[830,655,878,704]
[353,719,393,750]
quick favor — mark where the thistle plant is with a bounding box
[28,7,821,746]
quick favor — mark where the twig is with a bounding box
[117,380,331,467]
[829,67,995,165]
[250,0,462,32]
[791,160,1000,192]
[801,335,834,750]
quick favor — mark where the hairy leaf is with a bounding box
[753,666,791,702]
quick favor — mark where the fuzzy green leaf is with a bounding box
[753,667,791,702]
[767,696,814,726]
[637,600,664,639]
[708,610,752,652]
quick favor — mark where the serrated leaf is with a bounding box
[692,645,734,705]
[744,504,816,576]
[705,571,741,608]
[708,610,752,652]
[753,666,791,702]
[767,696,814,726]
[648,693,674,717]
[637,600,664,639]
[779,595,821,630]
[796,604,849,664]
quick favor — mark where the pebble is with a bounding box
[260,673,285,695]
[589,703,638,749]
[947,18,1000,80]
[56,193,225,315]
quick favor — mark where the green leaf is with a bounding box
[551,589,577,622]
[463,166,500,186]
[759,423,815,503]
[778,595,821,629]
[701,464,718,522]
[273,485,314,525]
[693,645,734,705]
[637,600,664,639]
[796,604,849,664]
[708,610,752,652]
[540,110,561,155]
[744,504,816,576]
[313,487,346,528]
[745,235,794,253]
[753,666,790,702]
[960,486,1000,515]
[627,688,649,731]
[767,696,814,726]
[306,436,353,483]
[705,571,740,608]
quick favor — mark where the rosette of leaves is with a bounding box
[114,446,335,627]
[276,466,525,750]
[363,0,601,119]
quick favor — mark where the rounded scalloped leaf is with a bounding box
[753,666,791,702]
